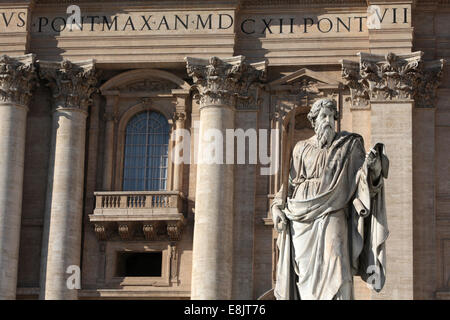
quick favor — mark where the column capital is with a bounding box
[172,111,187,122]
[415,59,445,108]
[341,52,444,108]
[39,59,99,112]
[185,56,266,109]
[0,54,37,107]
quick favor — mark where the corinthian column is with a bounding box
[39,60,98,300]
[185,56,265,299]
[0,54,36,300]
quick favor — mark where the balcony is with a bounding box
[89,191,186,241]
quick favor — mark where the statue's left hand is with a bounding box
[366,148,382,181]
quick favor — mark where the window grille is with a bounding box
[122,111,170,191]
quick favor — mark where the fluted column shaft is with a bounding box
[0,54,36,300]
[39,60,97,300]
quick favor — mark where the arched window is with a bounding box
[122,111,170,191]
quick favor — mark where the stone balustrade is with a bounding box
[89,191,185,241]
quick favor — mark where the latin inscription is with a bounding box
[0,7,410,36]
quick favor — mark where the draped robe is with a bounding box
[272,131,389,300]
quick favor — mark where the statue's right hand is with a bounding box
[272,206,287,233]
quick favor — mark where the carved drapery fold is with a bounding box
[0,54,37,106]
[342,52,444,108]
[185,56,266,109]
[39,59,98,111]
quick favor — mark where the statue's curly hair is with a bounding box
[307,98,339,128]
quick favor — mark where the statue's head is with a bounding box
[307,98,338,148]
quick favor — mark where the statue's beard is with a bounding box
[316,122,335,148]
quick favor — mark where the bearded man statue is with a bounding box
[271,98,389,300]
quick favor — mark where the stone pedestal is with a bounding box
[39,60,97,300]
[0,54,36,300]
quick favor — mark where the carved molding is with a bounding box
[167,221,183,241]
[118,222,135,240]
[143,223,157,240]
[185,56,266,109]
[90,191,186,241]
[94,223,108,241]
[39,59,98,112]
[269,68,341,118]
[342,52,444,108]
[100,68,190,93]
[0,54,37,106]
[342,59,369,108]
[415,59,445,108]
[270,111,282,121]
[172,111,186,122]
[118,79,177,93]
[170,245,179,283]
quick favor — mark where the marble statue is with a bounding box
[271,98,389,300]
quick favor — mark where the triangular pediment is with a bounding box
[268,68,340,92]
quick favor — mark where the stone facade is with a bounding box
[0,0,448,300]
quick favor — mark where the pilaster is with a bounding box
[341,51,444,299]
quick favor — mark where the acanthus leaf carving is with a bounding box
[185,56,266,109]
[360,52,422,101]
[342,52,443,108]
[143,223,157,240]
[94,223,107,241]
[39,59,99,112]
[0,54,37,106]
[118,222,135,240]
[415,59,445,108]
[167,221,183,241]
[172,111,186,122]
